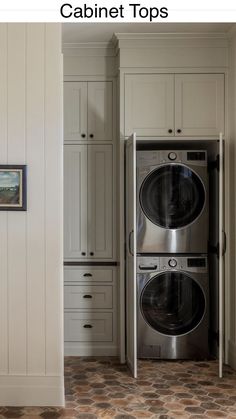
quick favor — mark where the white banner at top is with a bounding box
[0,0,235,22]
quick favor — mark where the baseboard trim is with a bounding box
[0,375,65,406]
[64,345,118,357]
[228,339,236,370]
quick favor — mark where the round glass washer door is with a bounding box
[140,164,205,229]
[140,271,206,336]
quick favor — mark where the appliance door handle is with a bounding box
[222,231,227,256]
[128,230,134,256]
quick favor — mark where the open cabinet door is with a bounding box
[126,133,137,378]
[219,133,225,378]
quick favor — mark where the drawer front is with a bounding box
[64,312,113,342]
[64,267,113,283]
[64,285,113,309]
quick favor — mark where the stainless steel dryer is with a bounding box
[137,150,208,254]
[137,255,209,359]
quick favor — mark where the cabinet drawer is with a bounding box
[64,267,113,283]
[64,312,113,342]
[64,285,112,309]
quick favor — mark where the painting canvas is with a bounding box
[0,165,27,210]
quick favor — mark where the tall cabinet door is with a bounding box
[175,74,225,136]
[124,74,174,136]
[64,145,88,259]
[88,82,113,141]
[87,145,113,259]
[64,82,87,142]
[125,133,137,378]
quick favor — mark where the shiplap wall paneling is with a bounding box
[0,24,8,375]
[8,24,27,376]
[26,24,46,376]
[44,24,63,377]
[0,23,63,406]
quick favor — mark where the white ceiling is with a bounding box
[62,23,235,44]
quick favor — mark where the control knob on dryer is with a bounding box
[168,152,177,161]
[168,258,177,268]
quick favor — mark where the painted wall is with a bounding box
[0,24,64,406]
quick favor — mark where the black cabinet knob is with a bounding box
[177,129,182,134]
[89,134,94,138]
[168,129,173,134]
[81,133,86,138]
[81,252,86,256]
[90,252,94,256]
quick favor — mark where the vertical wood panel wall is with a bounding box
[0,23,64,406]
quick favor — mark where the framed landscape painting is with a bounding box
[0,165,27,211]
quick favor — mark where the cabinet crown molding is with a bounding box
[112,32,229,53]
[63,42,116,57]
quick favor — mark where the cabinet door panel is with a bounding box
[88,145,113,258]
[88,82,113,141]
[64,145,87,259]
[175,74,224,136]
[64,82,87,142]
[125,74,174,136]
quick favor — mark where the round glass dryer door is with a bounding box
[140,164,205,229]
[140,272,205,336]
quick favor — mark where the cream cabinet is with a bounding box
[64,144,113,260]
[64,81,113,142]
[64,266,117,356]
[125,73,224,137]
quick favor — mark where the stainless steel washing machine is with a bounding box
[137,150,208,254]
[137,255,209,359]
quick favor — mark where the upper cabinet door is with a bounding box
[64,82,87,142]
[125,74,174,137]
[175,74,225,136]
[64,145,88,259]
[88,82,113,141]
[87,145,113,259]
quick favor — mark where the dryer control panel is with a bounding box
[137,256,208,273]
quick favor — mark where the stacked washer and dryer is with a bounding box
[136,149,209,359]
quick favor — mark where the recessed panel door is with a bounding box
[64,82,87,142]
[125,75,174,136]
[87,145,113,259]
[64,145,88,259]
[175,74,225,136]
[88,82,113,141]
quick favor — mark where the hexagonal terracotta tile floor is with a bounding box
[1,357,236,418]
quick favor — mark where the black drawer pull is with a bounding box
[83,273,92,277]
[83,324,93,328]
[83,294,92,299]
